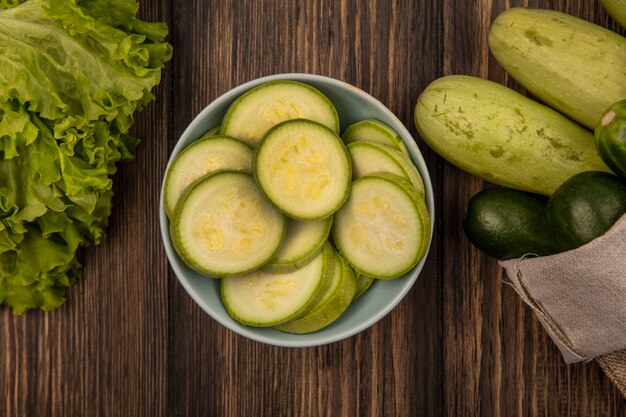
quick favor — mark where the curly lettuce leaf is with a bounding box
[0,0,171,313]
[0,227,81,314]
[0,0,24,10]
[0,0,171,129]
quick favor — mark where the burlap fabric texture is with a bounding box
[499,214,626,398]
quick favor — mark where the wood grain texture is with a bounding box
[1,0,625,416]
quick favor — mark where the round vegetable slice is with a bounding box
[221,80,340,147]
[164,135,253,217]
[204,125,221,136]
[221,242,335,326]
[332,175,428,278]
[342,119,410,156]
[353,273,374,300]
[360,172,431,261]
[262,216,332,273]
[347,141,425,196]
[274,250,356,334]
[254,119,351,220]
[171,171,286,277]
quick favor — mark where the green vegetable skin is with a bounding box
[0,0,172,313]
[601,0,626,30]
[547,171,626,251]
[0,1,23,8]
[463,188,559,260]
[595,100,626,178]
[414,75,609,196]
[489,7,626,130]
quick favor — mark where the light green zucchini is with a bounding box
[347,141,425,196]
[163,135,253,217]
[254,119,351,220]
[342,119,410,156]
[205,125,221,136]
[221,80,339,148]
[170,171,286,277]
[601,0,626,30]
[332,174,428,278]
[367,172,431,261]
[414,75,610,196]
[221,242,335,327]
[489,7,626,129]
[273,249,356,334]
[262,217,332,273]
[353,273,374,300]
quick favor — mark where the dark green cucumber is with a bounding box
[547,171,626,251]
[463,188,559,260]
[595,100,626,178]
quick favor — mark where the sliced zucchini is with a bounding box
[164,135,253,217]
[332,174,428,278]
[221,242,335,326]
[204,125,221,136]
[347,141,425,196]
[254,119,351,220]
[274,249,356,334]
[342,119,410,156]
[262,216,332,273]
[353,273,374,300]
[397,152,426,197]
[370,173,431,262]
[221,80,340,147]
[171,171,286,277]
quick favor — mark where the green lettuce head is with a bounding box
[0,0,171,313]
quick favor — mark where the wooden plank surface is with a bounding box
[1,0,625,416]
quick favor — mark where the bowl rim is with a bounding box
[159,72,435,347]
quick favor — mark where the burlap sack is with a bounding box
[598,350,626,396]
[499,214,626,397]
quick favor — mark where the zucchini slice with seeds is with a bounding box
[171,171,286,277]
[347,141,425,196]
[221,80,339,147]
[342,119,410,156]
[368,172,431,260]
[274,249,356,334]
[164,135,253,217]
[353,273,374,300]
[262,216,332,273]
[254,119,351,220]
[332,174,429,278]
[204,125,221,136]
[221,242,335,327]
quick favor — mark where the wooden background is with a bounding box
[1,0,625,416]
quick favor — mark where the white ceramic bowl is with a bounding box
[159,73,435,347]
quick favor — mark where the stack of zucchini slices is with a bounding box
[164,80,430,333]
